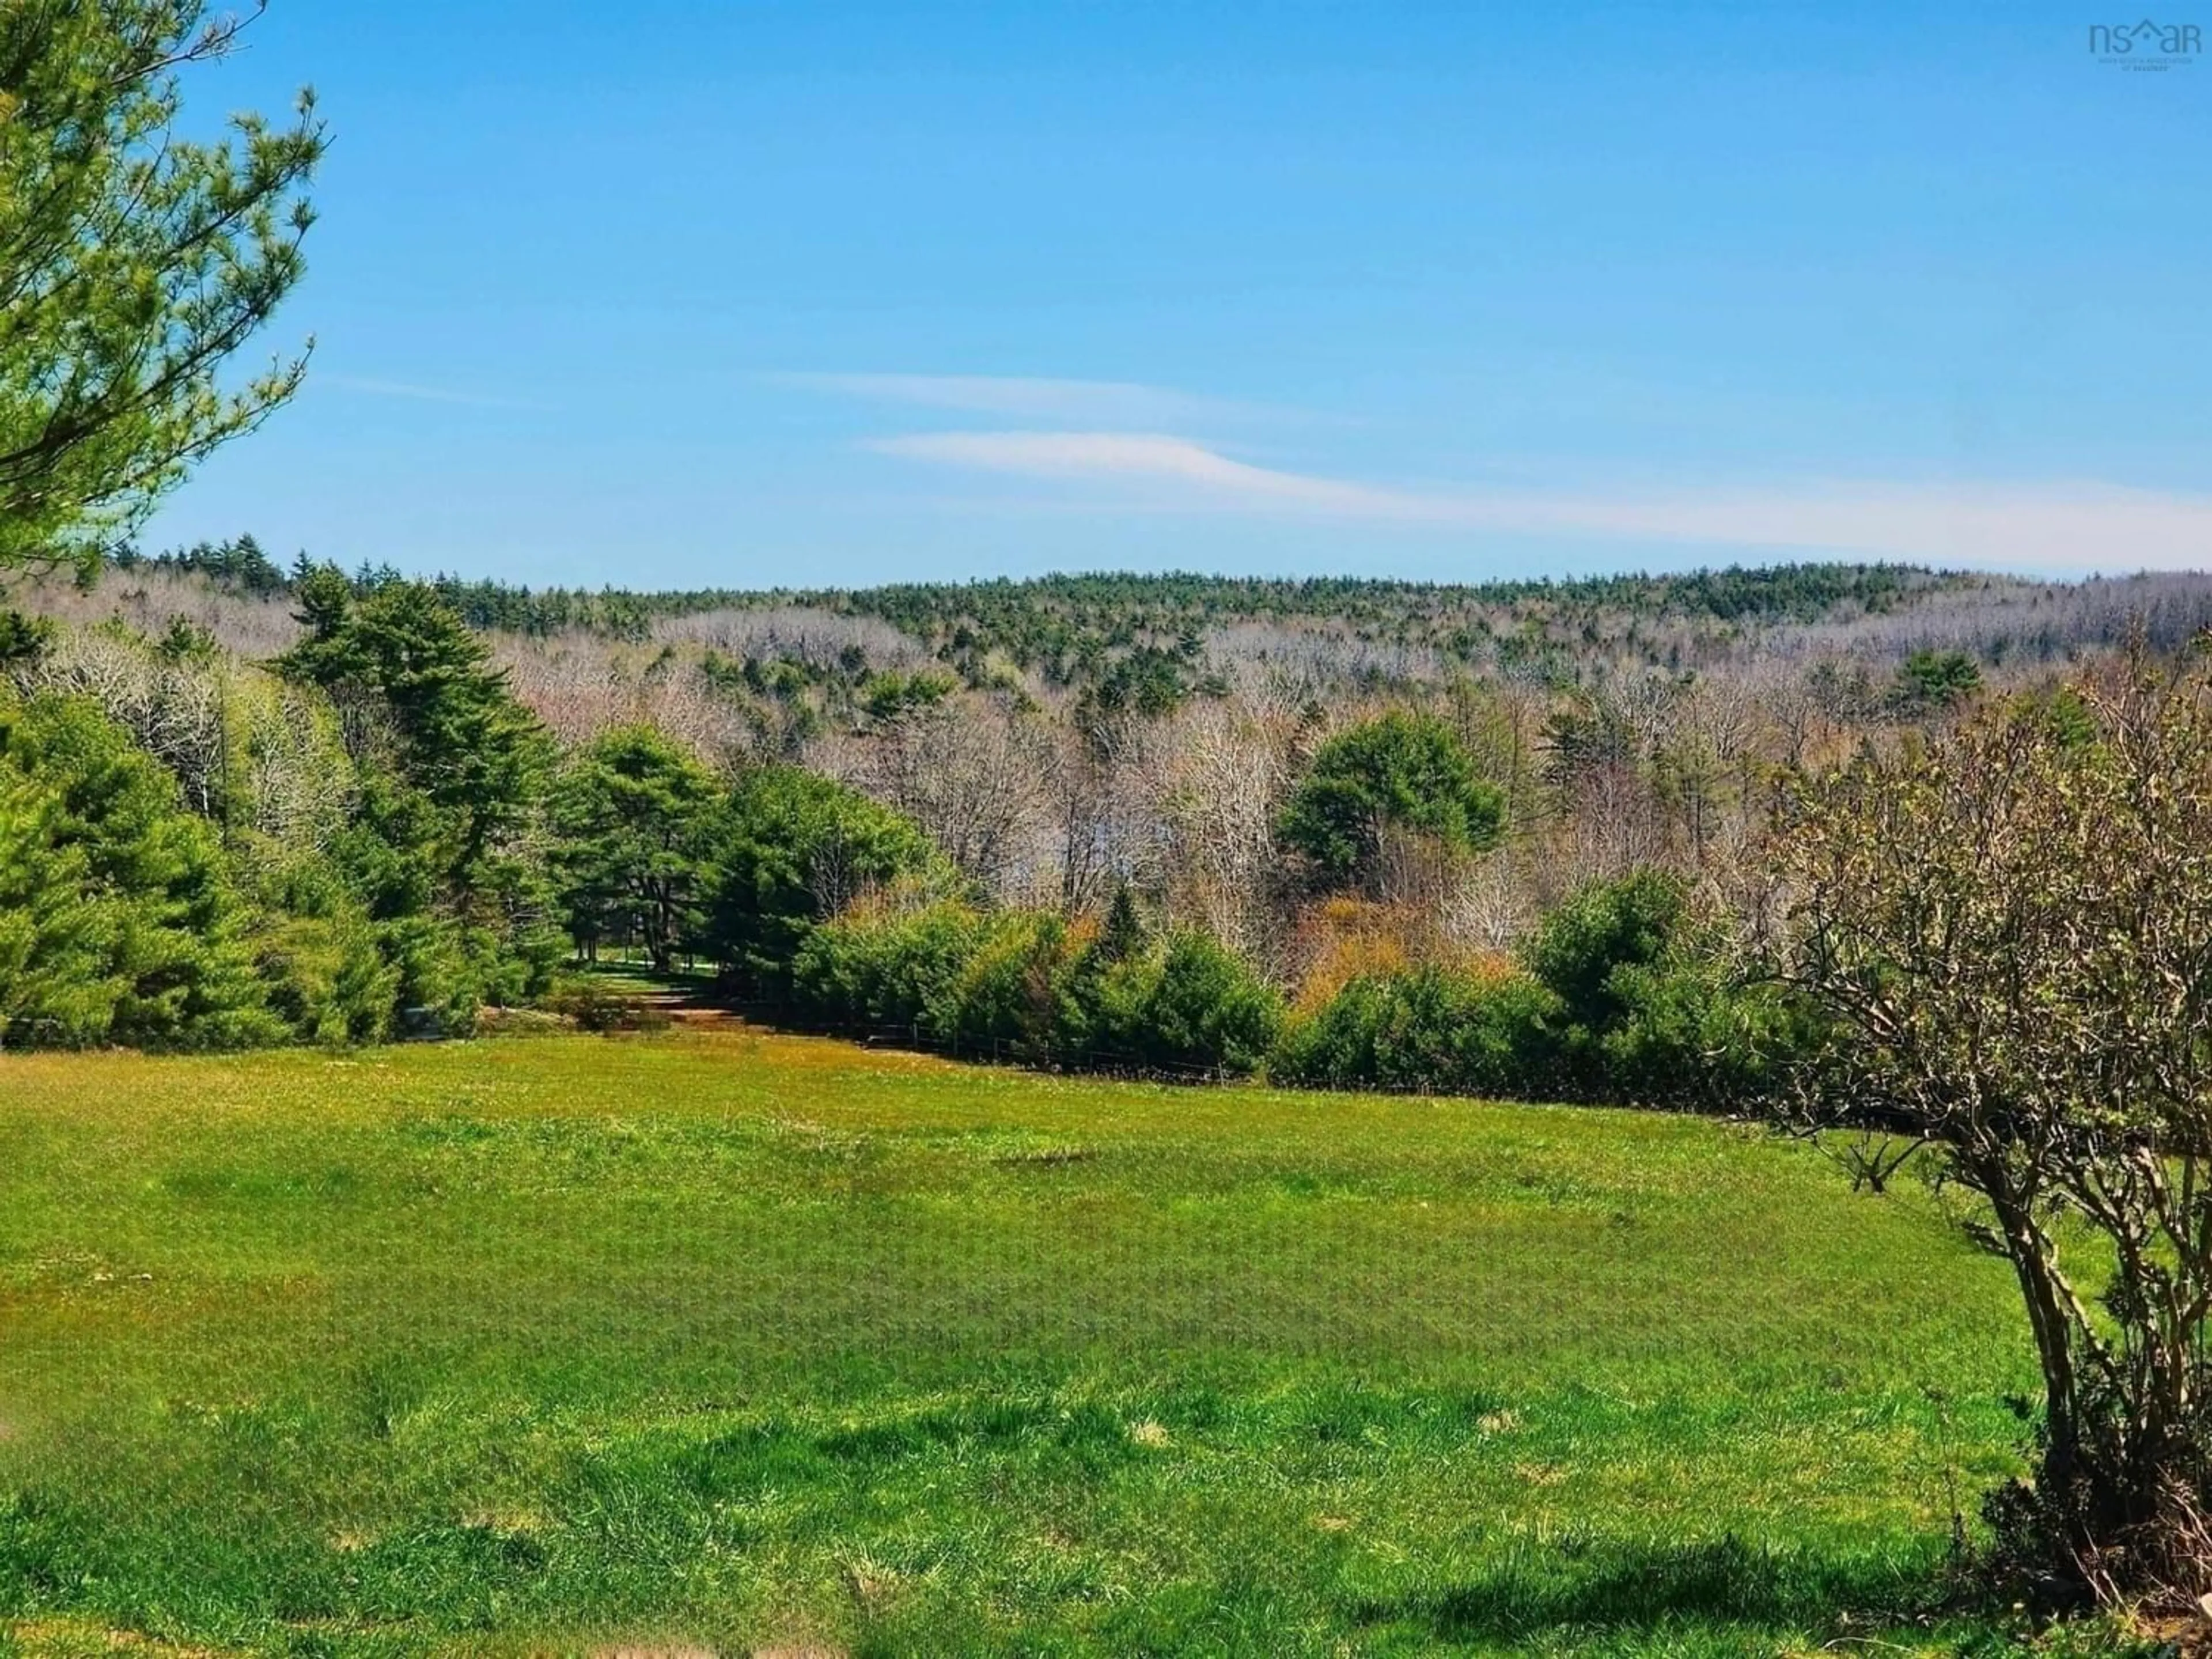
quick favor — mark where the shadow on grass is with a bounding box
[1345,1535,1944,1644]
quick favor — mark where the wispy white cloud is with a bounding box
[870,430,2212,571]
[873,431,1402,508]
[320,375,551,412]
[774,372,1290,427]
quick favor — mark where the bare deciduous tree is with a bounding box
[1145,692,1302,963]
[17,624,226,812]
[830,696,1052,900]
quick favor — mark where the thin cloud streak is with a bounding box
[775,372,1291,426]
[320,375,552,412]
[872,430,2212,571]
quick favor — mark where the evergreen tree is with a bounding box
[1892,648,1983,714]
[1098,882,1146,962]
[0,610,52,666]
[281,570,551,877]
[0,5,323,570]
[0,766,118,1047]
[279,571,559,1020]
[552,726,721,970]
[700,766,948,998]
[1278,710,1504,885]
[0,692,275,1048]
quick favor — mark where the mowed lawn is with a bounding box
[0,1028,2050,1656]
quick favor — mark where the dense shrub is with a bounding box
[312,772,502,1032]
[1271,965,1561,1097]
[790,898,1280,1078]
[1274,872,1806,1107]
[234,841,400,1046]
[1520,869,1685,1036]
[937,911,1086,1063]
[1052,948,1156,1065]
[1116,930,1283,1075]
[1520,870,1802,1107]
[1285,897,1422,1015]
[1591,949,1805,1108]
[0,763,121,1047]
[375,912,483,1033]
[791,898,991,1037]
[251,911,399,1045]
[456,855,566,1010]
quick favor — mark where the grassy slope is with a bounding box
[0,1030,2052,1656]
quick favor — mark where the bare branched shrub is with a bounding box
[232,676,355,843]
[11,565,301,657]
[1141,693,1303,963]
[1773,645,2212,1608]
[496,636,752,766]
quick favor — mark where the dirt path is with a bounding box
[632,983,755,1034]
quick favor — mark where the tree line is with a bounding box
[0,570,1784,1109]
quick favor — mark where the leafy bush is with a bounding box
[1271,965,1561,1097]
[251,912,397,1046]
[1520,871,1802,1107]
[1272,873,1808,1107]
[791,898,991,1037]
[791,897,1281,1078]
[234,842,400,1046]
[1520,869,1685,1036]
[937,911,1085,1063]
[1592,951,1805,1108]
[1115,930,1283,1075]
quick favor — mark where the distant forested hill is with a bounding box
[71,543,2212,701]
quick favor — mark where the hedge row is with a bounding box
[778,869,1805,1105]
[789,897,1282,1077]
[1276,873,1806,1107]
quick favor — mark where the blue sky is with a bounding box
[143,2,2212,588]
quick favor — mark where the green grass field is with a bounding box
[0,1027,2090,1656]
